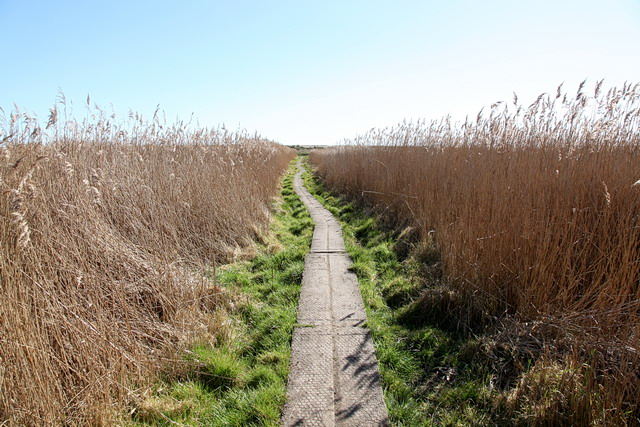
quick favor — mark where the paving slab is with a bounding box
[282,160,389,427]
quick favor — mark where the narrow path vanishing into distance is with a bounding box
[282,160,389,427]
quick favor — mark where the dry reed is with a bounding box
[0,101,295,425]
[310,81,640,424]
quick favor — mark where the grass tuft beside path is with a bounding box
[127,160,312,426]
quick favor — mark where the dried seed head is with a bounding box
[602,181,611,207]
[12,212,31,249]
[64,161,75,177]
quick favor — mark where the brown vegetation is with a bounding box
[0,103,295,424]
[310,81,640,425]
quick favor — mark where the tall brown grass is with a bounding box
[0,101,295,424]
[310,81,640,424]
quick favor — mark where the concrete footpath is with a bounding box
[281,160,389,427]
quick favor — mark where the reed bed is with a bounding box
[310,81,640,424]
[0,103,295,424]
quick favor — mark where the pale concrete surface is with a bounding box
[282,160,389,427]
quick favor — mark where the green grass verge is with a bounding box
[301,160,506,427]
[127,160,312,426]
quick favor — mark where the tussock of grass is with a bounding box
[127,161,312,426]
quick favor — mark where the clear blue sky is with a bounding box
[1,0,639,145]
